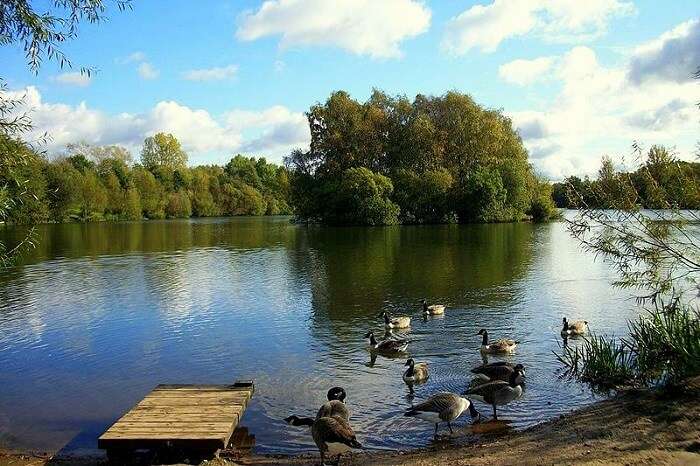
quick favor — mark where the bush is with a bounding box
[557,301,700,389]
[331,167,399,225]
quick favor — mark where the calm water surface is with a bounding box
[0,216,639,455]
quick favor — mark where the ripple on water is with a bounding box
[0,218,637,454]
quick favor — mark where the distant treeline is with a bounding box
[552,146,700,210]
[0,133,291,224]
[285,90,558,225]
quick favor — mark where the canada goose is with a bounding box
[422,299,445,315]
[477,329,518,354]
[465,366,524,420]
[470,362,525,385]
[364,330,408,353]
[404,392,480,438]
[316,387,349,421]
[403,358,429,384]
[383,311,411,329]
[561,317,588,336]
[284,415,362,466]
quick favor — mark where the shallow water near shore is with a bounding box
[0,215,638,455]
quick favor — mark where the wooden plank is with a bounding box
[98,381,254,453]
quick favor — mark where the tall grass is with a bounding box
[557,301,700,390]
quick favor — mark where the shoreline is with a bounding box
[2,379,698,466]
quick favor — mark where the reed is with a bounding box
[557,301,700,389]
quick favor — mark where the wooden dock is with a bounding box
[98,381,254,457]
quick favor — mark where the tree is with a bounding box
[140,133,188,171]
[331,167,400,226]
[165,191,192,218]
[65,142,132,165]
[286,89,550,225]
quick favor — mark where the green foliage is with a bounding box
[286,89,554,225]
[141,133,188,171]
[331,167,400,226]
[165,191,192,218]
[552,146,700,210]
[528,177,559,223]
[392,168,453,224]
[558,302,700,390]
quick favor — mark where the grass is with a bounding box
[557,300,700,390]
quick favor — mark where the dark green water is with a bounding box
[0,216,637,455]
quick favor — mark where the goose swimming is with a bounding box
[403,358,429,385]
[561,317,588,336]
[477,329,518,354]
[471,362,525,384]
[364,330,408,353]
[422,299,445,316]
[383,311,411,329]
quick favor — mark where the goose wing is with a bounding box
[471,363,513,380]
[377,338,408,351]
[316,400,349,421]
[491,338,517,350]
[570,321,588,333]
[405,392,459,416]
[466,380,508,404]
[312,416,362,449]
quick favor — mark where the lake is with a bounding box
[0,216,639,455]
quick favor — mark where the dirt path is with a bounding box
[2,380,699,466]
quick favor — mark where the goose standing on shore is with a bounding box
[404,392,480,438]
[284,415,362,466]
[465,366,525,420]
[316,387,349,421]
[561,317,588,336]
[477,329,518,354]
[422,299,445,316]
[364,330,408,353]
[383,311,411,329]
[403,358,429,385]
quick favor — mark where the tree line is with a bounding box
[285,90,558,225]
[552,145,700,210]
[0,132,291,224]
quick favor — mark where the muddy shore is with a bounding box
[2,379,699,466]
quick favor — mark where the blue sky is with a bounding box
[2,0,699,178]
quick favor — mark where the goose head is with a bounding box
[404,358,415,367]
[562,317,569,330]
[477,328,488,344]
[364,330,374,339]
[383,312,390,324]
[327,386,346,403]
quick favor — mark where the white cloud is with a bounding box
[2,86,310,164]
[443,0,634,55]
[498,56,555,85]
[51,72,91,87]
[236,0,431,58]
[507,38,700,179]
[628,19,700,84]
[137,62,159,80]
[182,64,238,81]
[115,51,147,65]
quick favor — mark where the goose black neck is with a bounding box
[562,318,569,331]
[384,313,390,324]
[288,416,314,427]
[422,302,428,313]
[405,362,414,376]
[509,370,521,387]
[468,401,479,418]
[481,332,488,346]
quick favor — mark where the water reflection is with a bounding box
[0,217,638,455]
